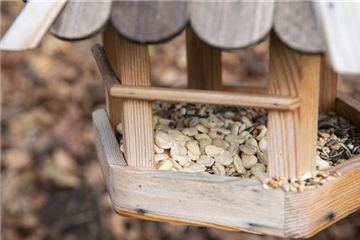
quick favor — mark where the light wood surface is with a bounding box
[319,56,338,113]
[336,92,360,128]
[110,85,300,111]
[186,27,222,91]
[268,33,321,179]
[93,107,360,238]
[50,0,111,40]
[285,154,360,238]
[314,2,360,74]
[101,27,123,131]
[111,1,188,44]
[189,1,274,49]
[1,0,67,50]
[274,1,324,53]
[114,36,155,169]
[222,82,268,94]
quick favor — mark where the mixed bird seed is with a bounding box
[116,102,360,192]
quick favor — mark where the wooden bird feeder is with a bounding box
[2,1,360,238]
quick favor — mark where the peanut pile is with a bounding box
[116,102,360,191]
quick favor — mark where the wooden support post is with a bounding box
[268,33,321,179]
[186,27,222,90]
[102,26,123,131]
[113,36,155,169]
[319,55,338,113]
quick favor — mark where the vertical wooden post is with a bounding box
[319,56,338,113]
[268,33,321,179]
[186,27,222,90]
[115,36,155,169]
[102,27,154,169]
[102,26,123,131]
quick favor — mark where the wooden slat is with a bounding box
[268,33,321,179]
[92,44,120,90]
[111,1,188,44]
[274,1,325,53]
[101,27,123,131]
[110,85,301,111]
[93,108,360,238]
[186,27,222,90]
[336,92,360,128]
[319,56,338,113]
[222,82,268,94]
[189,1,274,49]
[314,2,360,74]
[285,154,360,238]
[114,37,155,169]
[1,0,67,51]
[50,0,112,40]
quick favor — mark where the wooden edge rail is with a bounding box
[92,43,121,90]
[110,85,301,111]
[93,108,360,238]
[336,91,360,128]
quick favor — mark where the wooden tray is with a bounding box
[93,104,360,238]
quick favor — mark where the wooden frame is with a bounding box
[93,106,360,239]
[92,28,360,239]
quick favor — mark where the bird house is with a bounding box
[2,1,360,238]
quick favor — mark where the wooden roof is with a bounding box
[2,1,360,75]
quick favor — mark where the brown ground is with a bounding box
[2,2,360,240]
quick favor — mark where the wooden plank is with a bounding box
[268,33,321,179]
[186,27,222,90]
[101,27,123,131]
[319,56,338,113]
[1,0,67,51]
[114,37,155,169]
[285,154,360,238]
[111,1,188,44]
[92,109,126,199]
[222,82,268,94]
[314,2,360,74]
[110,85,301,111]
[336,92,360,128]
[189,1,274,49]
[274,1,325,53]
[50,0,112,40]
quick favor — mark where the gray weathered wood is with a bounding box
[274,0,325,53]
[50,0,112,40]
[189,1,275,49]
[314,1,360,74]
[111,1,188,43]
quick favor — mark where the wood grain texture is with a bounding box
[186,27,222,90]
[285,154,360,238]
[189,1,274,49]
[336,92,360,128]
[92,109,126,198]
[110,85,300,111]
[319,56,338,113]
[268,33,321,179]
[93,109,360,238]
[1,0,67,50]
[222,82,268,94]
[50,0,111,40]
[274,0,325,53]
[111,1,188,44]
[114,36,155,169]
[101,27,123,131]
[314,2,360,74]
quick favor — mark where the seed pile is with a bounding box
[116,102,360,191]
[317,112,360,169]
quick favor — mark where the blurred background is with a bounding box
[2,2,360,240]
